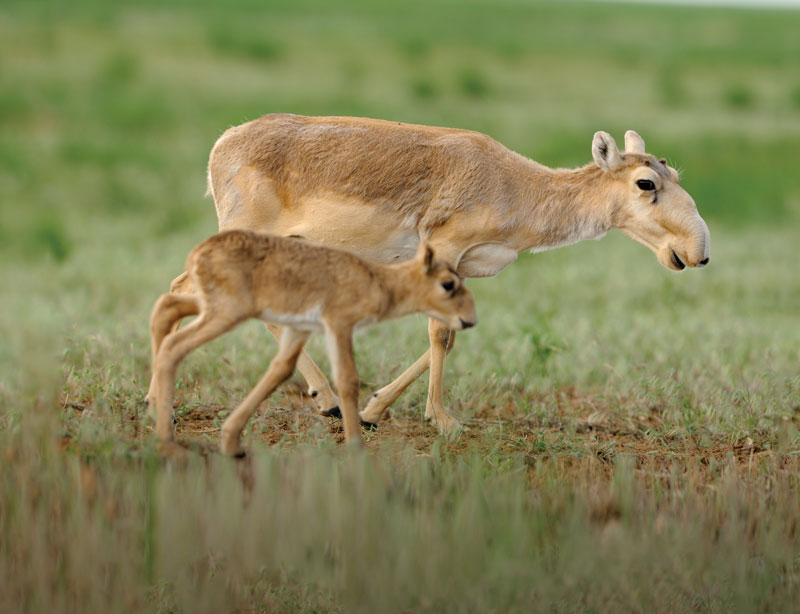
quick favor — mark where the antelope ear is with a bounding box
[592,131,624,172]
[417,241,435,274]
[624,130,646,154]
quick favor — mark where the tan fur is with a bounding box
[180,115,710,434]
[148,231,476,455]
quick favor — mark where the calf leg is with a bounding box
[263,323,341,417]
[169,271,341,417]
[326,327,362,445]
[147,293,200,412]
[152,312,240,444]
[220,327,310,457]
[165,271,196,333]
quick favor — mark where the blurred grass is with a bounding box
[3,398,800,612]
[2,0,800,611]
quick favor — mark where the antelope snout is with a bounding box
[685,253,710,268]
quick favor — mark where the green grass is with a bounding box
[2,0,800,611]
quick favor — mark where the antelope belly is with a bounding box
[278,195,421,264]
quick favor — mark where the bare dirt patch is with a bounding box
[161,386,788,470]
[59,382,797,489]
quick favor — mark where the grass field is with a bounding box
[2,0,800,611]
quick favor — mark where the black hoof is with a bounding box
[361,420,378,431]
[321,406,341,419]
[234,450,247,459]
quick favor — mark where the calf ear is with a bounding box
[592,131,624,172]
[624,130,646,154]
[417,241,435,274]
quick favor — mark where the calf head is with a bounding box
[413,243,477,331]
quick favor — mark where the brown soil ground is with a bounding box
[160,386,792,475]
[60,382,797,487]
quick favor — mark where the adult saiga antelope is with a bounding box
[150,231,476,455]
[170,114,710,435]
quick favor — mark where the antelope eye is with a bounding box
[441,280,455,292]
[636,179,655,191]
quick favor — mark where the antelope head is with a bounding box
[593,130,710,271]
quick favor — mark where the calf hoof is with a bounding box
[320,406,341,419]
[220,431,246,458]
[221,442,247,458]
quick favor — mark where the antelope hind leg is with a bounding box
[263,323,341,417]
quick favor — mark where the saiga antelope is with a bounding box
[149,231,476,455]
[168,114,711,435]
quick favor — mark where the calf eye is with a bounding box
[636,179,655,191]
[441,280,455,292]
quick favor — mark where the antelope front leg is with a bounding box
[359,319,458,435]
[424,318,459,436]
[359,349,431,426]
[264,323,341,417]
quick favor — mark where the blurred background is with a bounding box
[2,0,799,262]
[1,0,798,415]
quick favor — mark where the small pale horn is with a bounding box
[624,130,646,154]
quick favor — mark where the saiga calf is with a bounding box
[148,230,476,455]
